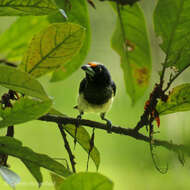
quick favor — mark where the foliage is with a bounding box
[111,3,151,104]
[58,172,113,190]
[0,0,190,189]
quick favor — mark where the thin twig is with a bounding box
[0,59,17,67]
[164,64,190,92]
[57,124,76,173]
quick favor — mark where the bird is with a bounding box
[74,62,116,132]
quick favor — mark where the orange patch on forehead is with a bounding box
[88,62,98,67]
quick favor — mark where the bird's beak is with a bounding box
[81,65,95,77]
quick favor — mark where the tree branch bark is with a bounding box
[39,114,190,157]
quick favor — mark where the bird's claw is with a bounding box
[106,120,112,133]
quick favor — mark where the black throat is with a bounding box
[82,71,113,105]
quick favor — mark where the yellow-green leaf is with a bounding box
[58,172,113,190]
[19,23,86,78]
[157,84,190,115]
[0,0,57,16]
[0,97,52,128]
[63,124,100,170]
[0,66,49,100]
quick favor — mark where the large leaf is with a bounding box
[0,0,57,16]
[111,3,151,104]
[19,22,85,78]
[0,97,52,128]
[0,137,72,181]
[157,84,190,115]
[62,124,100,170]
[0,66,49,100]
[49,0,91,82]
[154,0,190,71]
[0,16,49,61]
[58,172,113,190]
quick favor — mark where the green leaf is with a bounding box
[0,0,57,16]
[62,124,100,170]
[58,172,113,190]
[157,84,190,115]
[154,0,190,71]
[22,160,43,187]
[0,97,52,128]
[19,22,86,78]
[49,0,91,82]
[99,0,139,6]
[48,108,66,117]
[111,3,151,104]
[0,137,72,181]
[0,66,49,100]
[50,173,64,190]
[0,16,49,61]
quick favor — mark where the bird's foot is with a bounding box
[74,113,83,149]
[106,120,112,133]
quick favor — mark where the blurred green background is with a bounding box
[1,0,190,189]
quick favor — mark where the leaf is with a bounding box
[0,166,20,189]
[50,173,64,190]
[62,124,100,170]
[99,0,139,6]
[58,172,113,190]
[48,108,67,117]
[0,137,72,180]
[19,22,85,78]
[22,160,43,187]
[0,16,49,61]
[0,97,52,128]
[157,84,190,115]
[0,66,49,100]
[0,0,58,16]
[49,0,91,82]
[154,0,190,71]
[111,3,151,104]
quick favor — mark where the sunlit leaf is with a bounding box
[157,84,190,115]
[62,124,100,170]
[0,66,49,100]
[0,166,20,189]
[154,0,190,71]
[20,22,85,78]
[0,137,72,179]
[111,3,151,104]
[48,0,90,82]
[58,172,113,190]
[0,16,49,61]
[0,0,57,16]
[0,97,52,128]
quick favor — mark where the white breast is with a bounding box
[77,93,113,113]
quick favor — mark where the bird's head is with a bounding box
[81,62,111,85]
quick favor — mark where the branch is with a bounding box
[39,114,190,157]
[57,124,76,173]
